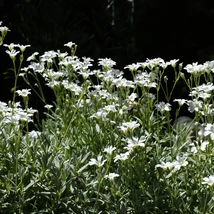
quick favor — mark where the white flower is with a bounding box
[104,172,119,181]
[187,99,203,113]
[124,62,143,71]
[102,104,118,113]
[89,155,106,167]
[104,146,116,155]
[16,89,31,97]
[155,102,171,113]
[155,161,174,170]
[0,26,10,36]
[40,50,58,63]
[46,80,60,88]
[203,123,214,140]
[27,52,39,61]
[114,152,130,162]
[44,104,53,110]
[16,44,31,52]
[64,41,76,48]
[118,121,140,133]
[184,62,205,74]
[124,136,146,152]
[90,109,108,120]
[6,49,20,59]
[28,130,41,139]
[173,99,187,106]
[172,155,188,172]
[98,58,116,69]
[156,154,188,172]
[4,43,18,50]
[202,175,214,186]
[146,58,165,69]
[169,59,179,68]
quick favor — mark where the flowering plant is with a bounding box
[1,22,214,213]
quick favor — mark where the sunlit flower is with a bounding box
[98,58,116,69]
[118,121,140,133]
[156,154,188,172]
[16,44,31,52]
[4,43,18,50]
[46,80,60,88]
[124,62,143,71]
[114,152,130,162]
[169,59,179,68]
[173,99,187,107]
[64,41,76,48]
[62,80,82,95]
[187,99,203,113]
[27,52,39,61]
[123,136,146,152]
[184,62,205,74]
[203,123,214,140]
[28,130,42,139]
[90,109,108,120]
[172,154,188,171]
[202,175,214,186]
[104,172,119,181]
[0,26,10,37]
[89,155,106,168]
[155,161,174,170]
[16,89,31,97]
[40,50,58,63]
[155,102,171,113]
[44,104,53,110]
[190,140,209,153]
[5,49,20,60]
[146,58,165,70]
[104,146,116,155]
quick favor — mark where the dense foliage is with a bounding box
[1,23,214,213]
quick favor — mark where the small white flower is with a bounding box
[104,172,119,181]
[155,161,174,170]
[16,89,31,97]
[114,152,130,162]
[203,123,214,140]
[124,136,146,152]
[184,62,205,74]
[202,175,214,186]
[187,99,203,113]
[173,99,187,106]
[104,146,116,155]
[28,130,41,139]
[118,121,140,133]
[155,102,171,113]
[4,43,18,50]
[124,62,143,71]
[0,26,10,36]
[172,155,188,172]
[98,58,116,69]
[6,49,20,59]
[27,52,39,61]
[89,155,106,167]
[16,44,31,52]
[146,58,165,69]
[44,104,53,110]
[64,41,76,48]
[169,59,179,68]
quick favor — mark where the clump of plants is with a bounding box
[1,21,214,213]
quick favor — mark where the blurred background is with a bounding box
[1,0,214,118]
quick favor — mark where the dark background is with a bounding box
[1,0,214,118]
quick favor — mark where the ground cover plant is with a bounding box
[1,22,214,213]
